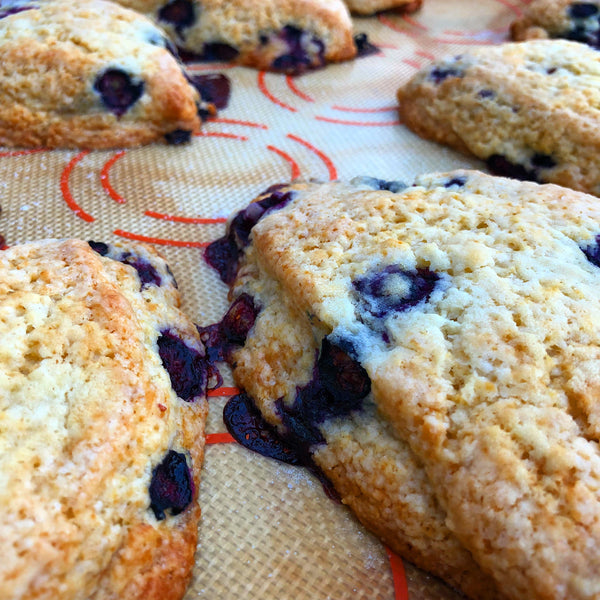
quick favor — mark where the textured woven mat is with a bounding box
[0,0,525,596]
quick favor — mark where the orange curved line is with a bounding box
[331,105,397,113]
[206,432,236,444]
[402,14,428,30]
[285,75,315,103]
[385,547,409,600]
[114,229,209,247]
[100,150,127,204]
[287,133,337,180]
[60,151,94,222]
[0,148,47,157]
[415,50,435,60]
[433,37,498,45]
[314,116,400,127]
[267,144,301,180]
[208,387,240,397]
[194,131,249,140]
[210,117,269,129]
[258,71,297,112]
[402,58,423,69]
[144,210,227,224]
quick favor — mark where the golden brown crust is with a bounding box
[0,239,208,600]
[114,0,357,71]
[397,40,600,196]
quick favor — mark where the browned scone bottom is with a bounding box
[205,171,600,600]
[0,239,210,600]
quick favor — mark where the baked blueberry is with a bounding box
[149,450,194,520]
[353,265,440,319]
[93,68,144,117]
[164,129,192,145]
[157,330,208,401]
[158,0,196,35]
[268,25,326,74]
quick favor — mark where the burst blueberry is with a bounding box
[268,25,326,74]
[149,450,194,520]
[581,234,600,266]
[430,66,463,84]
[94,69,144,117]
[157,330,208,401]
[353,265,440,319]
[224,393,302,464]
[568,2,599,18]
[165,129,192,145]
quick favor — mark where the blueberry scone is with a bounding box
[0,0,205,149]
[397,40,600,196]
[0,238,214,600]
[107,0,357,74]
[344,0,422,15]
[206,172,600,600]
[511,0,600,47]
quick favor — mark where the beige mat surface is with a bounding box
[0,0,525,596]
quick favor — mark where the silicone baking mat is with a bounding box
[0,0,525,596]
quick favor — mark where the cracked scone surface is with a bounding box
[214,172,600,600]
[0,0,202,149]
[222,240,502,600]
[397,40,600,196]
[110,0,356,73]
[510,0,600,47]
[0,239,209,600]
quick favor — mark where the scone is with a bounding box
[344,0,422,15]
[0,238,213,600]
[0,0,204,149]
[511,0,600,47]
[397,40,600,196]
[205,172,600,600]
[108,0,357,74]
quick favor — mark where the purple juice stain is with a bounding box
[187,73,231,109]
[157,330,211,402]
[224,393,302,464]
[93,69,144,117]
[354,33,380,58]
[204,185,296,285]
[353,265,440,320]
[267,25,326,75]
[149,450,194,520]
[197,293,260,363]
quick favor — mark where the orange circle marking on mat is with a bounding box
[145,211,227,224]
[100,150,127,204]
[314,116,400,126]
[267,144,302,180]
[287,134,337,180]
[286,75,315,103]
[60,150,95,223]
[208,387,240,397]
[331,104,397,113]
[113,229,209,247]
[206,432,236,444]
[258,71,298,112]
[210,117,269,129]
[195,131,249,140]
[0,148,47,157]
[385,547,409,600]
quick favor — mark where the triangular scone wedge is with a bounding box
[397,40,600,196]
[0,0,203,148]
[208,172,600,600]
